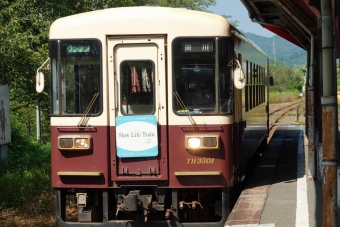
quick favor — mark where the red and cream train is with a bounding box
[37,6,269,227]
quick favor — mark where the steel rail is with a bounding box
[268,100,305,138]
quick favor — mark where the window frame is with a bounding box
[49,39,103,116]
[172,36,233,116]
[119,60,156,115]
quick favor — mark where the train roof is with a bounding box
[50,7,231,39]
[232,25,268,58]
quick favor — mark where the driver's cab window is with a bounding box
[53,39,102,116]
[175,67,215,111]
[120,61,155,115]
[172,37,233,115]
[172,38,216,114]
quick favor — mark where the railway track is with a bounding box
[268,99,305,141]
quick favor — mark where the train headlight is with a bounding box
[187,137,201,149]
[75,138,90,149]
[58,135,92,151]
[186,135,219,150]
[59,138,73,149]
[203,137,218,148]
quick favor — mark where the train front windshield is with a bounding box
[173,37,233,115]
[49,39,102,115]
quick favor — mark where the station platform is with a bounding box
[225,122,323,227]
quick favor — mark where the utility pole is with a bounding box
[36,100,41,143]
[273,39,276,64]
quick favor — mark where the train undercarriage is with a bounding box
[55,187,231,227]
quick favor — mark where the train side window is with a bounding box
[249,62,253,110]
[262,67,266,103]
[260,67,264,104]
[245,60,249,112]
[252,63,256,108]
[257,65,260,105]
[259,66,262,104]
[254,64,258,107]
[120,60,155,115]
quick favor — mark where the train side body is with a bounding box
[47,7,268,226]
[233,32,269,175]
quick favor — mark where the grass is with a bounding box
[0,194,55,227]
[269,91,302,103]
[268,91,306,124]
[0,115,55,227]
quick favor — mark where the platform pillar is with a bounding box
[306,86,315,179]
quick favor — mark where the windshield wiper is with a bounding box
[78,92,99,127]
[173,91,198,130]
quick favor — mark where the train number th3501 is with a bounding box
[186,158,215,164]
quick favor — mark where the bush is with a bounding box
[0,165,51,209]
[0,115,52,209]
[269,62,305,94]
[269,91,301,103]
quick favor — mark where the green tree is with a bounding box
[0,0,217,87]
[270,61,305,93]
[0,0,216,143]
[337,60,340,91]
[221,14,240,27]
[145,0,216,11]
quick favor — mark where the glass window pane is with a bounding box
[59,40,101,115]
[218,38,233,114]
[63,64,100,114]
[173,38,216,115]
[120,61,155,115]
[50,58,58,115]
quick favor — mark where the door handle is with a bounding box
[115,80,118,109]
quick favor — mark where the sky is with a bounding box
[208,0,275,37]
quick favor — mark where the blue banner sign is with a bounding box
[116,115,158,158]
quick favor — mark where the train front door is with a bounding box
[107,36,168,183]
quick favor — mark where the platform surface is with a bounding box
[225,123,324,227]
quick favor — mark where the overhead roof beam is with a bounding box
[271,0,313,35]
[240,0,265,23]
[276,11,311,44]
[240,0,311,49]
[261,7,283,16]
[285,0,316,31]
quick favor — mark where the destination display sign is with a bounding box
[66,45,90,53]
[182,41,214,52]
[116,115,158,158]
